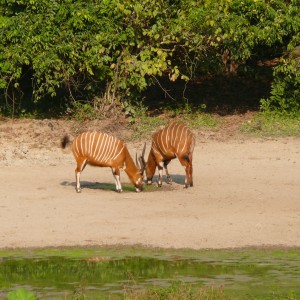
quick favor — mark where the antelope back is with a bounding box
[72,131,125,164]
[152,123,195,157]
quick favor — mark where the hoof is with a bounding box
[184,184,189,189]
[76,188,81,193]
[158,182,162,188]
[167,176,173,184]
[116,189,123,193]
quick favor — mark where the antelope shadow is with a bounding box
[151,174,186,185]
[61,181,134,192]
[60,175,186,193]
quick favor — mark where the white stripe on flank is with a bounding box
[90,131,95,157]
[98,133,109,162]
[88,132,93,155]
[95,133,106,162]
[90,132,96,157]
[97,134,109,162]
[80,133,84,156]
[174,124,181,151]
[93,132,102,160]
[180,128,189,154]
[103,136,114,162]
[86,132,90,155]
[75,137,81,157]
[160,128,167,154]
[83,132,88,155]
[87,132,91,155]
[111,139,120,160]
[113,144,124,161]
[107,136,115,161]
[190,134,195,154]
[176,125,185,153]
[161,127,167,154]
[109,137,118,161]
[73,138,79,158]
[107,137,118,162]
[101,135,110,162]
[165,125,171,151]
[85,132,89,155]
[170,124,176,148]
[152,140,161,156]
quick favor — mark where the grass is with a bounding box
[5,284,228,300]
[2,247,300,300]
[128,115,166,141]
[128,110,218,141]
[241,112,300,137]
[82,182,159,193]
[123,282,227,300]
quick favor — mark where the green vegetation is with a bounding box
[1,247,300,299]
[0,0,299,119]
[241,112,300,137]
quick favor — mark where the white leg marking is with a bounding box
[158,161,163,186]
[115,175,122,192]
[76,159,87,192]
[76,171,81,191]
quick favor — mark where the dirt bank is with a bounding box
[0,119,299,249]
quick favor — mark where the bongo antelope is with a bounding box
[61,131,144,193]
[139,123,195,188]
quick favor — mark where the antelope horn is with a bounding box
[140,142,146,166]
[136,153,141,169]
[142,142,146,158]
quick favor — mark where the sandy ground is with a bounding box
[0,118,299,250]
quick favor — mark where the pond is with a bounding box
[0,247,299,299]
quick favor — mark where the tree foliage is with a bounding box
[0,0,299,116]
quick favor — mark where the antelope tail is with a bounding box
[61,135,72,149]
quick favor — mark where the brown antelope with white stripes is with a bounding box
[139,123,195,188]
[61,131,144,193]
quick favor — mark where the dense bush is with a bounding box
[261,47,300,115]
[0,0,299,116]
[0,0,180,115]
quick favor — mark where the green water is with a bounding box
[0,247,299,299]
